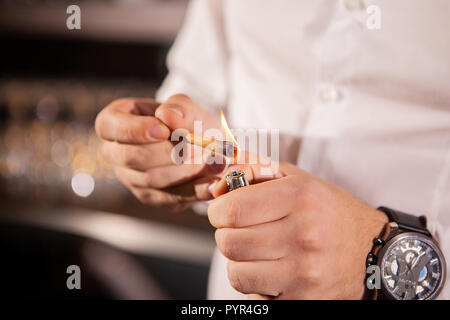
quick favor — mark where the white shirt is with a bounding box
[156,0,450,299]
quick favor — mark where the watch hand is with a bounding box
[411,252,425,271]
[412,254,431,280]
[397,258,409,276]
[407,259,414,271]
[407,254,421,272]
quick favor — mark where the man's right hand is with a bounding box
[95,94,224,211]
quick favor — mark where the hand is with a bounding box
[208,163,388,299]
[95,94,224,211]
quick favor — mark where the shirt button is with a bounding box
[319,86,341,104]
[344,0,365,11]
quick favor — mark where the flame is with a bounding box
[220,109,240,160]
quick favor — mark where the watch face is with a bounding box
[380,233,446,300]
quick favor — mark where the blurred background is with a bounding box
[0,0,216,299]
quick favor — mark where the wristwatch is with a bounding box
[366,207,446,300]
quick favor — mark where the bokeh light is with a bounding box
[71,172,95,197]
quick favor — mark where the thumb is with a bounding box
[209,157,306,198]
[155,94,220,132]
[209,153,285,198]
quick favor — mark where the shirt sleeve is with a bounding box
[156,0,228,114]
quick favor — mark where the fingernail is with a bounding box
[208,181,217,195]
[147,124,168,140]
[164,106,184,118]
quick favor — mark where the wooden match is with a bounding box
[185,132,237,158]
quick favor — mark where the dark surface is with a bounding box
[0,30,169,81]
[0,220,210,299]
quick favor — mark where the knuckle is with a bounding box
[114,98,138,112]
[302,266,321,284]
[150,189,182,206]
[208,198,241,228]
[294,225,323,251]
[132,188,173,206]
[163,192,183,205]
[132,188,152,204]
[216,229,237,260]
[145,170,167,189]
[144,172,156,188]
[224,200,241,227]
[94,108,109,138]
[294,258,323,286]
[94,114,102,137]
[227,262,245,293]
[100,142,111,162]
[127,177,182,207]
[168,93,192,105]
[120,146,138,168]
[124,124,136,142]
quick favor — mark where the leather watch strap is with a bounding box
[369,207,435,300]
[377,206,431,236]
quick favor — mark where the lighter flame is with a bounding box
[220,109,240,160]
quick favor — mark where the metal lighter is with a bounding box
[226,170,249,191]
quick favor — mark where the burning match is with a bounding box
[185,109,240,160]
[185,133,237,158]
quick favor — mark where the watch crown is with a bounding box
[373,238,384,246]
[389,222,399,230]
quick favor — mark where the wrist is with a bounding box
[360,208,389,299]
[366,207,389,243]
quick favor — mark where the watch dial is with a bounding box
[381,234,444,300]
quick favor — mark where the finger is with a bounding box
[114,161,225,189]
[215,217,289,261]
[227,260,287,296]
[101,140,175,171]
[121,98,160,116]
[155,94,220,132]
[208,175,300,228]
[95,100,170,144]
[102,136,222,171]
[211,159,283,198]
[128,175,217,206]
[108,98,160,116]
[128,185,187,207]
